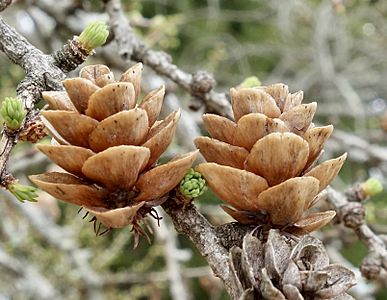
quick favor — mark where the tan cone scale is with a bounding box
[31,64,197,229]
[195,84,346,234]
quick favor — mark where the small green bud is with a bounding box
[238,76,261,88]
[360,177,383,197]
[8,182,38,202]
[1,97,26,131]
[179,168,207,199]
[78,21,109,52]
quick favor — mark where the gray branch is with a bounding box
[326,187,387,283]
[0,0,12,12]
[162,201,241,299]
[104,0,232,118]
[0,245,59,299]
[7,193,104,299]
[153,208,190,300]
[102,266,213,286]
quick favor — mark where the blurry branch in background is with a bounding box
[164,93,202,153]
[331,129,387,163]
[104,0,232,118]
[0,245,59,299]
[326,186,387,284]
[102,266,212,286]
[0,0,11,12]
[152,208,189,300]
[4,192,104,299]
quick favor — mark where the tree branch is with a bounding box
[152,209,189,300]
[5,192,104,299]
[104,0,232,118]
[162,200,241,299]
[0,245,59,299]
[331,129,387,163]
[326,186,387,283]
[102,266,213,286]
[0,0,12,12]
[0,16,63,181]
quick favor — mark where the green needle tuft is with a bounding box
[8,182,38,202]
[1,97,26,131]
[238,76,261,88]
[78,21,109,52]
[179,168,207,199]
[361,177,383,197]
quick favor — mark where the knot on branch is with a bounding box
[190,71,216,95]
[0,0,12,12]
[52,39,89,73]
[215,222,254,250]
[145,50,172,67]
[360,253,382,279]
[340,202,365,228]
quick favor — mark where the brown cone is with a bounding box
[195,83,345,233]
[32,64,197,232]
[228,231,356,299]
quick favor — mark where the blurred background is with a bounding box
[1,0,387,299]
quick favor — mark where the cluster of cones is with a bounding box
[31,65,345,237]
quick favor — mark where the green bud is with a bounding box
[179,168,207,199]
[8,182,38,202]
[7,105,15,118]
[361,177,383,197]
[10,119,19,129]
[11,99,20,111]
[78,21,109,52]
[1,97,26,131]
[238,76,261,88]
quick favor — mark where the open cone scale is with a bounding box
[230,230,356,299]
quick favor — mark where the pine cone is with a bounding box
[229,230,356,300]
[195,84,346,234]
[30,64,197,236]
